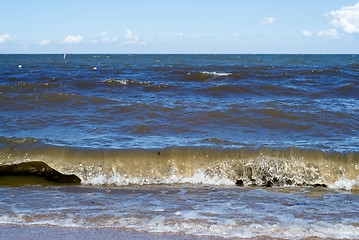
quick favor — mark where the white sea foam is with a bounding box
[177,169,233,185]
[1,204,359,240]
[200,71,232,77]
[0,214,81,228]
[1,183,359,239]
[2,214,359,239]
[83,169,234,186]
[101,79,128,84]
[331,176,359,191]
[101,79,151,85]
[83,172,141,186]
[148,221,359,239]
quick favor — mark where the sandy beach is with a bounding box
[0,225,217,240]
[0,224,340,240]
[0,224,283,240]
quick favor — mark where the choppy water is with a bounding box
[0,54,359,239]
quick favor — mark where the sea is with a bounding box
[0,54,359,239]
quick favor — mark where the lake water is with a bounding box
[0,54,358,239]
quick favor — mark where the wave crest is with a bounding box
[101,79,151,85]
[1,142,358,189]
[186,71,232,81]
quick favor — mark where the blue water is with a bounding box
[1,54,358,151]
[1,54,359,239]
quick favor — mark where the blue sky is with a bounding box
[1,0,359,53]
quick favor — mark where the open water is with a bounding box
[0,54,359,239]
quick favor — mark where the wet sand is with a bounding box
[0,225,340,240]
[0,225,225,240]
[0,224,285,240]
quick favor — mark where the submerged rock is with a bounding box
[235,179,244,186]
[265,181,273,187]
[313,183,327,188]
[0,161,81,184]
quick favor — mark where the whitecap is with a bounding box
[200,71,232,77]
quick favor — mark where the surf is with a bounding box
[1,139,358,190]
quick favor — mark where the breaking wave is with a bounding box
[101,78,151,85]
[1,138,358,190]
[186,71,232,81]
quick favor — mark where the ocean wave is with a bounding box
[0,81,64,93]
[196,85,256,96]
[200,138,244,146]
[101,78,151,85]
[1,212,359,239]
[40,92,111,105]
[0,136,40,146]
[196,83,305,97]
[186,71,232,81]
[331,177,359,191]
[336,82,359,96]
[200,71,232,77]
[1,142,358,190]
[82,168,234,186]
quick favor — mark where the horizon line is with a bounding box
[1,53,358,55]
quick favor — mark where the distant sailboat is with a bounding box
[64,54,67,59]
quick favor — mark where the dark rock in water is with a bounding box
[265,181,273,187]
[0,161,81,184]
[313,183,327,188]
[235,179,244,186]
[272,177,279,184]
[285,179,293,185]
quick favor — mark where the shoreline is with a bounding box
[0,224,337,240]
[0,224,286,240]
[0,224,230,240]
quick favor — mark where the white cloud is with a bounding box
[124,29,139,44]
[302,30,313,37]
[260,17,276,24]
[178,33,183,37]
[317,28,340,39]
[98,32,118,43]
[98,32,109,42]
[124,29,133,39]
[326,2,359,34]
[39,39,50,45]
[0,33,11,44]
[63,35,83,44]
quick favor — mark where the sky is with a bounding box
[0,0,359,54]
